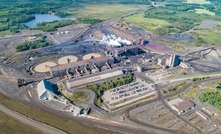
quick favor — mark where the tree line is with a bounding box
[200,91,221,111]
[0,1,72,33]
[144,2,219,35]
[34,20,75,32]
[15,36,49,52]
[0,0,154,34]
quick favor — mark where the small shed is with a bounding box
[73,107,83,116]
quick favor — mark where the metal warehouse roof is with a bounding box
[173,99,195,112]
[68,70,123,88]
[37,80,54,98]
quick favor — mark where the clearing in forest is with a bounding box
[123,14,170,31]
[195,9,215,16]
[183,0,211,4]
[69,4,146,20]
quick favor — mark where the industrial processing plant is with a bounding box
[50,56,114,78]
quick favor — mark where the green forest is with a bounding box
[0,0,151,35]
[15,35,49,52]
[34,20,75,32]
[200,91,221,111]
[143,3,221,35]
[0,0,74,33]
[16,40,49,52]
[0,0,220,36]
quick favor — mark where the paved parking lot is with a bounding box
[103,80,154,105]
[130,101,197,133]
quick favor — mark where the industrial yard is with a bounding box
[1,1,221,134]
[1,19,221,133]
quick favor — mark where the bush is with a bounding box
[200,91,221,111]
[15,39,49,52]
[71,92,88,101]
[35,20,75,32]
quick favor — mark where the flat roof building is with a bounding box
[196,110,210,120]
[37,80,54,101]
[67,69,123,88]
[168,98,195,114]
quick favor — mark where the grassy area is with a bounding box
[143,2,219,35]
[69,92,88,102]
[0,30,13,37]
[168,68,208,79]
[195,9,215,16]
[123,14,170,31]
[69,4,146,20]
[184,0,211,4]
[182,80,221,99]
[57,83,88,102]
[183,85,199,99]
[214,24,221,30]
[0,93,118,134]
[173,45,186,51]
[0,110,44,134]
[199,30,221,45]
[168,79,221,101]
[163,82,186,94]
[183,80,221,110]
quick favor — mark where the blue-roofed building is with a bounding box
[37,80,54,101]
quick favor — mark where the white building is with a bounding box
[29,36,37,40]
[65,31,70,34]
[37,80,54,101]
[73,107,83,116]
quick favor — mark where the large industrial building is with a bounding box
[50,56,114,77]
[37,80,54,101]
[157,54,180,68]
[67,69,123,89]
